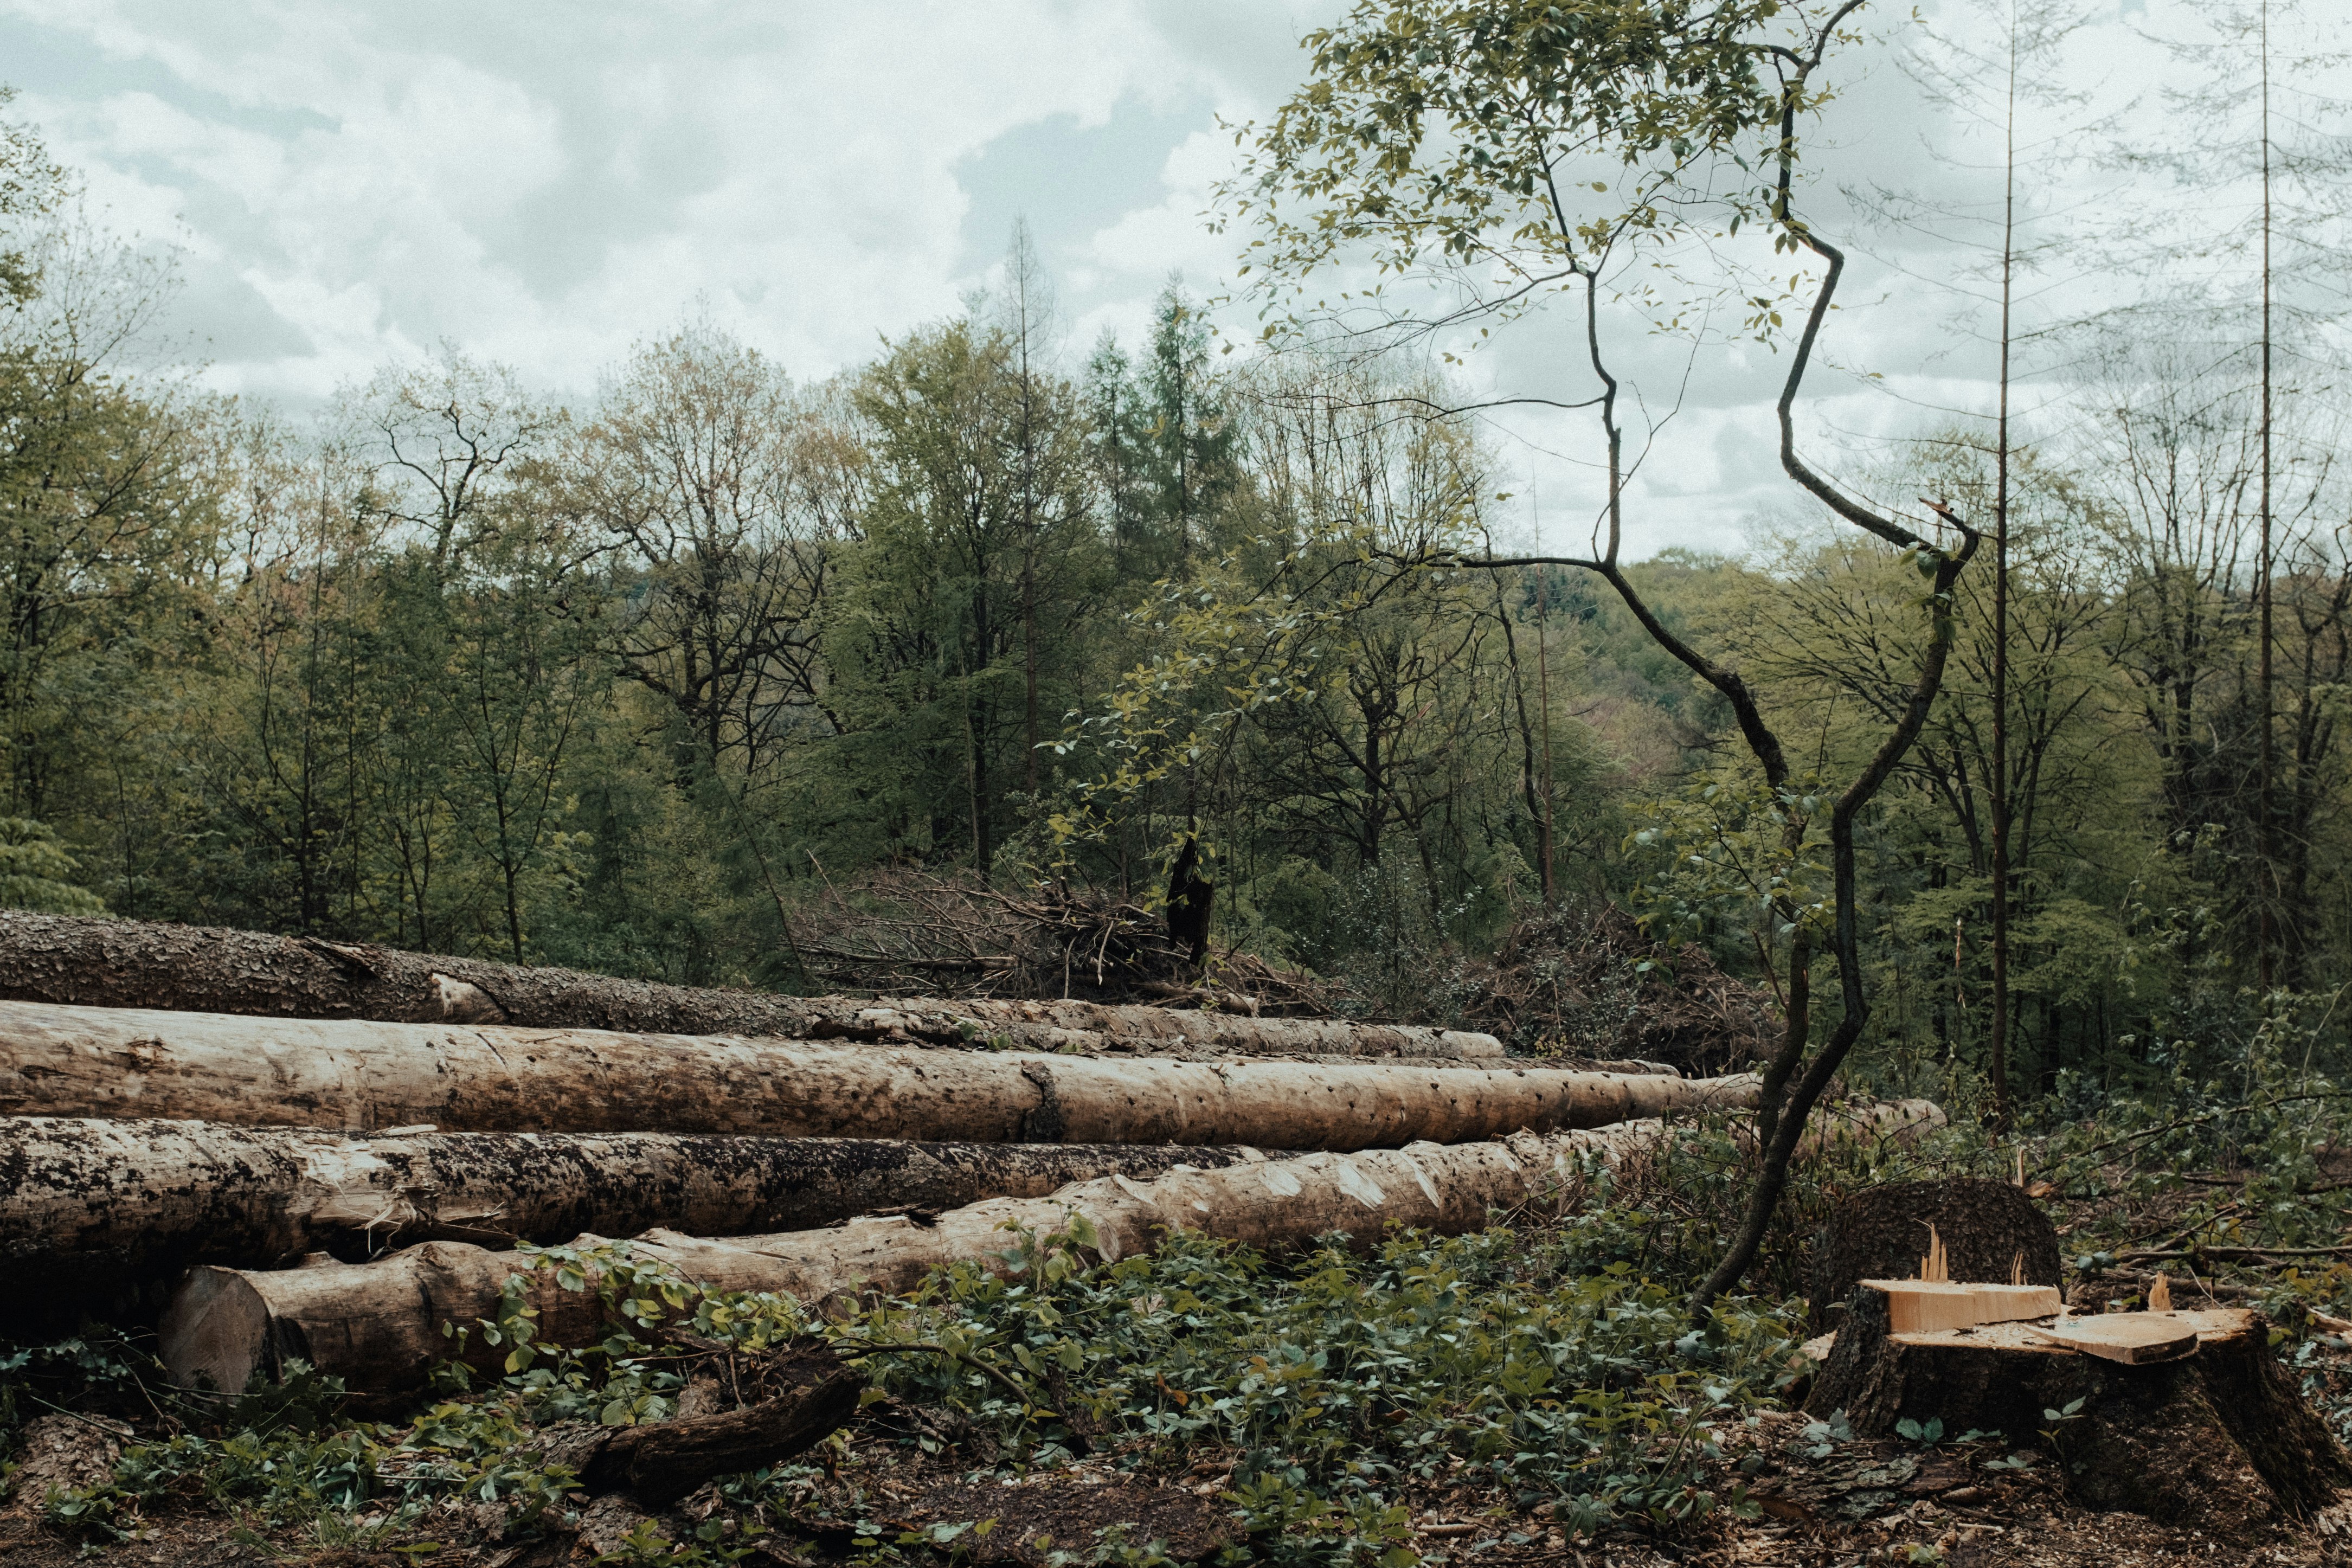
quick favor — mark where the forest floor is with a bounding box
[6,1389,2349,1566]
[10,1098,2352,1568]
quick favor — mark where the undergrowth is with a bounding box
[19,1069,2352,1563]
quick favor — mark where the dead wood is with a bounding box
[0,999,1740,1146]
[790,869,1336,1014]
[0,910,1465,1057]
[0,1117,1275,1327]
[573,1347,862,1506]
[1438,903,1777,1076]
[160,1101,1943,1397]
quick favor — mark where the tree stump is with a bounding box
[1805,1178,2059,1332]
[1807,1285,2352,1534]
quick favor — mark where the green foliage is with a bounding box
[1219,0,1794,319]
[0,816,100,912]
[853,1219,1797,1544]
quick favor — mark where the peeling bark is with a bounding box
[0,912,1499,1059]
[162,1101,1943,1396]
[0,1000,1755,1145]
[0,1117,1275,1319]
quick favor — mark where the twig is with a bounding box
[850,1341,1062,1421]
[2041,1090,2352,1173]
[2114,1244,2352,1263]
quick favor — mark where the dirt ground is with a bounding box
[9,1398,2352,1568]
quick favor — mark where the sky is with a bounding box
[0,0,2328,558]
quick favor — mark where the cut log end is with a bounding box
[158,1267,274,1395]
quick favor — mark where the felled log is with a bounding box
[0,1000,1751,1145]
[0,911,1498,1059]
[162,1100,1944,1396]
[0,1116,1275,1319]
[1807,1285,2352,1535]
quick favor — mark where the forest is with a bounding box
[3,0,2352,1564]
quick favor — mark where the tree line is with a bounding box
[0,0,2345,1140]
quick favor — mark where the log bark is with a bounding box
[160,1100,1943,1397]
[561,1347,863,1507]
[0,1000,1754,1145]
[0,911,1499,1059]
[0,1117,1277,1320]
[1806,1286,2352,1534]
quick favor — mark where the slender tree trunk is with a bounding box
[1023,560,1040,795]
[1534,565,1559,902]
[968,578,993,885]
[1988,1,2018,1132]
[1498,577,1554,905]
[2258,0,2277,993]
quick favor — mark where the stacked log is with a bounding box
[0,919,1848,1408]
[162,1101,1945,1397]
[0,1117,1280,1303]
[165,1130,1657,1396]
[0,1001,1750,1146]
[0,911,1501,1059]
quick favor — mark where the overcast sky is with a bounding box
[0,0,2328,557]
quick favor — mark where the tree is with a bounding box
[2115,0,2352,991]
[841,307,1101,882]
[1220,0,1984,1305]
[351,352,586,959]
[1134,281,1236,579]
[557,322,836,790]
[1880,0,2105,1126]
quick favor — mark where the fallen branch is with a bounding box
[2113,1244,2352,1264]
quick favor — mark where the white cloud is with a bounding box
[0,0,2341,554]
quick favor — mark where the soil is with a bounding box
[14,1376,2352,1568]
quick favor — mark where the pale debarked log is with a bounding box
[0,1000,1753,1147]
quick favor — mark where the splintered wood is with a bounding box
[1920,1223,1949,1282]
[1861,1279,2066,1334]
[1854,1223,2062,1335]
[2027,1313,2201,1364]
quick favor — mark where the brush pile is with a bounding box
[790,871,1336,1013]
[1444,903,1776,1076]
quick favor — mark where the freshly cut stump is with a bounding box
[1807,1287,2352,1535]
[1805,1177,2060,1331]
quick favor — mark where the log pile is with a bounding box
[0,916,1928,1430]
[0,1117,1279,1305]
[0,911,1496,1059]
